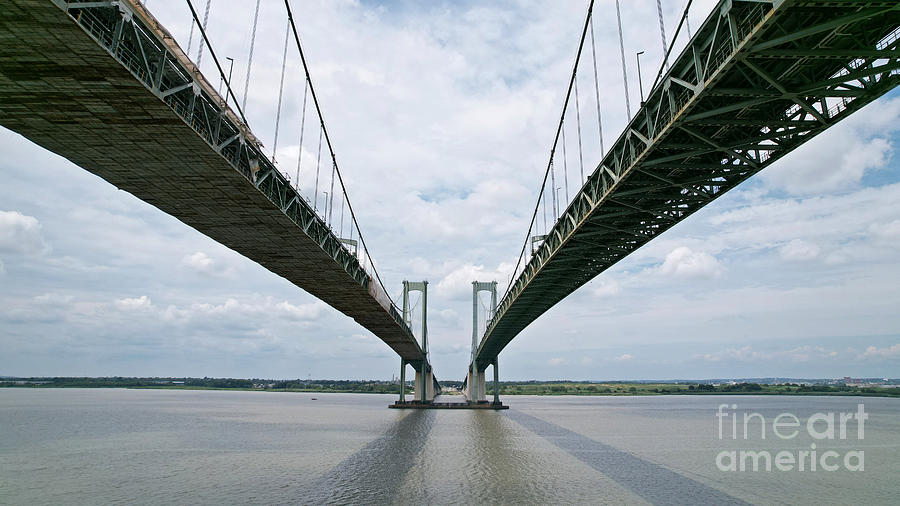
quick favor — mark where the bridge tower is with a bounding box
[399,281,433,403]
[467,281,499,404]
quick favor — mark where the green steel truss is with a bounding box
[37,0,426,368]
[474,0,900,370]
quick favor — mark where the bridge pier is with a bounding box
[414,368,435,402]
[466,368,487,403]
[492,358,500,405]
[398,359,406,403]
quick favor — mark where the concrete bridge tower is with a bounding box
[467,281,499,404]
[398,281,433,403]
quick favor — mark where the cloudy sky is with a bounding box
[1,0,898,380]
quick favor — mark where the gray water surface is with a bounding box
[1,389,897,504]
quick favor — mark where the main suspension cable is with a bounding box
[283,0,399,309]
[498,0,595,305]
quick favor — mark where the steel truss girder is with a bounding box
[473,0,900,370]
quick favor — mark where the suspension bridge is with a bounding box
[0,0,898,407]
[465,0,900,402]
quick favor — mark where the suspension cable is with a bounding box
[272,19,290,163]
[657,0,669,70]
[314,126,322,210]
[295,81,308,190]
[186,16,195,56]
[196,0,211,66]
[242,0,261,112]
[185,0,249,126]
[562,122,569,203]
[574,76,585,185]
[498,0,595,304]
[550,160,557,220]
[589,15,604,157]
[283,0,399,310]
[328,161,336,226]
[649,0,693,94]
[615,0,631,119]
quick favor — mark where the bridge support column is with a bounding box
[492,358,500,405]
[399,359,406,403]
[467,368,487,403]
[414,368,434,402]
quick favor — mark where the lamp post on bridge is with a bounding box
[636,51,645,104]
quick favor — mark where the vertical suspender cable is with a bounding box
[684,0,692,37]
[542,185,548,235]
[657,0,669,70]
[186,17,195,55]
[650,0,693,92]
[284,0,397,309]
[314,127,322,210]
[574,77,585,185]
[339,196,345,238]
[615,0,631,119]
[562,124,569,203]
[550,161,557,219]
[328,162,336,225]
[242,0,261,112]
[272,19,290,163]
[589,15,604,157]
[186,0,248,126]
[295,81,308,190]
[196,0,211,65]
[498,0,595,305]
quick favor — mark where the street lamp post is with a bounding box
[636,51,645,103]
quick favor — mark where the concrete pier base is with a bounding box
[414,369,435,402]
[390,394,506,409]
[465,369,487,403]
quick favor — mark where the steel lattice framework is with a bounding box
[0,0,432,372]
[474,0,900,370]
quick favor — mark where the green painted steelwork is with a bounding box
[474,0,900,370]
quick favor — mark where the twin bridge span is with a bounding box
[1,0,898,406]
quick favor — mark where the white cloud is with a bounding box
[547,357,566,366]
[859,344,900,359]
[779,239,820,261]
[181,251,233,277]
[115,295,153,311]
[614,354,634,362]
[659,247,723,279]
[593,278,621,297]
[868,219,900,242]
[700,345,841,363]
[436,262,513,299]
[0,210,48,255]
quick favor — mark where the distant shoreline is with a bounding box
[2,378,898,398]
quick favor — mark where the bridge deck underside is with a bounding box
[0,0,426,366]
[476,0,900,369]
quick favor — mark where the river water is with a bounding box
[1,389,897,504]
